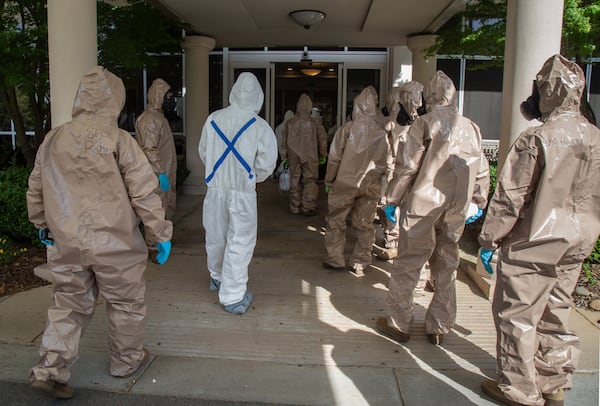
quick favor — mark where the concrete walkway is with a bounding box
[0,181,598,405]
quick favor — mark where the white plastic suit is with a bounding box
[274,109,294,154]
[199,72,277,314]
[383,70,489,340]
[27,67,173,385]
[377,82,424,254]
[280,93,328,215]
[479,55,600,406]
[323,86,391,274]
[135,78,177,245]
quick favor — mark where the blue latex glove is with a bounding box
[158,173,170,192]
[319,156,327,165]
[479,248,495,274]
[384,204,397,224]
[38,228,54,246]
[282,159,288,169]
[156,240,171,265]
[325,185,331,193]
[466,208,483,225]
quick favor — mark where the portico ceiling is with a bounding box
[152,0,468,48]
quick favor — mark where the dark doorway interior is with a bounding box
[273,62,338,137]
[273,62,338,180]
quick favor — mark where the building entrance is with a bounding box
[272,62,339,140]
[227,48,389,134]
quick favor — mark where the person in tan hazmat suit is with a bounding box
[478,55,600,406]
[280,93,328,215]
[135,78,177,247]
[27,67,173,399]
[323,86,391,276]
[375,81,425,260]
[375,70,489,345]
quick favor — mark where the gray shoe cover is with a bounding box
[224,291,254,315]
[209,277,221,291]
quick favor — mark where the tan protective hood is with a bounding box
[325,86,390,192]
[353,86,378,120]
[399,81,424,120]
[229,72,264,113]
[296,93,313,115]
[537,54,585,120]
[385,88,401,115]
[71,66,125,124]
[147,78,171,111]
[424,71,456,111]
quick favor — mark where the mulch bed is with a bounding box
[0,245,49,298]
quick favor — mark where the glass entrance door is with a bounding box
[343,68,381,119]
[271,62,339,143]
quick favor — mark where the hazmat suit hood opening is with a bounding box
[147,78,171,111]
[399,81,424,120]
[353,86,378,120]
[229,72,264,114]
[72,66,125,124]
[424,71,457,112]
[536,54,585,120]
[296,93,313,116]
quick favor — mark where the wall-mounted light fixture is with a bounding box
[300,68,322,77]
[289,10,326,29]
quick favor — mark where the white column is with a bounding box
[389,46,413,87]
[498,0,564,168]
[406,35,438,86]
[47,0,97,128]
[181,36,216,195]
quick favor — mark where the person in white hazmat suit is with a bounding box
[199,72,277,315]
[478,55,600,406]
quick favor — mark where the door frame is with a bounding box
[226,49,388,129]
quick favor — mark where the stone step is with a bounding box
[459,248,497,301]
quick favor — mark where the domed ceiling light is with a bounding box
[289,10,326,30]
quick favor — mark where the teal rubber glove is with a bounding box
[319,156,327,165]
[282,159,288,169]
[38,228,54,246]
[384,204,397,224]
[158,173,170,192]
[479,248,495,274]
[325,185,331,193]
[156,240,171,265]
[466,208,483,224]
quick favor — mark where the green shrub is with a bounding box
[586,239,600,265]
[488,161,497,200]
[0,166,37,244]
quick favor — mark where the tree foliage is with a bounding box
[433,0,506,61]
[435,0,600,64]
[0,0,50,166]
[562,0,600,62]
[0,0,183,166]
[97,0,183,83]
